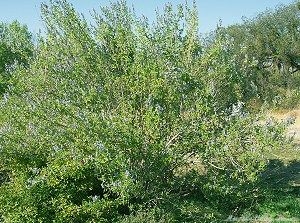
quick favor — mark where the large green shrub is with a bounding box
[0,0,291,222]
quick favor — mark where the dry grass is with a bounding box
[265,108,300,187]
[268,108,300,132]
[267,108,300,153]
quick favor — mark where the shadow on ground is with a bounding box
[120,159,300,223]
[261,159,300,187]
[255,159,300,221]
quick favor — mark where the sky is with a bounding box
[0,0,296,34]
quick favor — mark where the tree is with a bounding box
[216,2,300,103]
[0,21,33,94]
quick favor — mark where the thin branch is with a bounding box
[207,161,225,170]
[165,132,180,148]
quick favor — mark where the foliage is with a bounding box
[201,114,288,209]
[0,21,33,94]
[0,0,298,222]
[215,2,300,105]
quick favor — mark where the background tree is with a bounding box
[215,2,300,106]
[0,21,33,94]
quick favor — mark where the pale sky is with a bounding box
[0,0,296,34]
